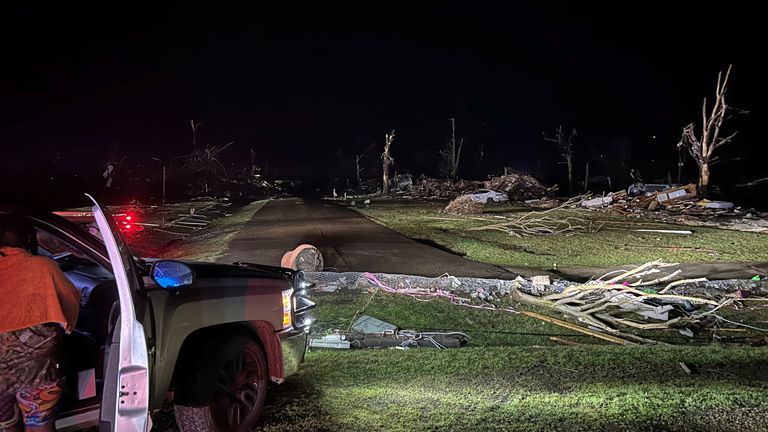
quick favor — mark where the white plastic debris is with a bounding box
[581,195,613,208]
[531,275,551,295]
[700,200,734,209]
[609,293,674,321]
[447,275,462,288]
[309,334,350,349]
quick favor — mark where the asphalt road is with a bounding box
[220,198,768,281]
[219,198,515,278]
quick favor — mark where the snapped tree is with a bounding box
[543,126,577,194]
[677,65,742,197]
[354,142,377,192]
[381,129,395,196]
[440,117,464,180]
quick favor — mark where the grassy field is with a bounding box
[148,198,768,431]
[128,199,269,261]
[356,199,768,270]
[252,199,768,431]
[246,290,768,432]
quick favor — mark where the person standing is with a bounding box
[0,215,80,432]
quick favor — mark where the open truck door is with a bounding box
[88,195,150,432]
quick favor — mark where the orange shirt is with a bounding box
[0,246,80,333]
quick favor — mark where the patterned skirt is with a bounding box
[0,324,63,428]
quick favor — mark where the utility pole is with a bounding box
[676,141,684,185]
[151,157,167,205]
[161,164,166,205]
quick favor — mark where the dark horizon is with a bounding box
[1,1,765,207]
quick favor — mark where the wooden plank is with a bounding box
[521,311,635,345]
[548,336,583,347]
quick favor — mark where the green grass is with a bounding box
[257,347,768,432]
[132,199,269,261]
[357,200,768,270]
[310,289,768,346]
[312,288,612,347]
[148,198,768,431]
[147,287,768,431]
[248,289,768,432]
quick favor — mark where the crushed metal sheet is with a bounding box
[351,315,398,334]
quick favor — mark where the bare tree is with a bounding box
[440,117,464,180]
[678,65,743,197]
[173,120,235,193]
[349,141,374,191]
[190,120,202,149]
[381,129,396,196]
[543,126,577,194]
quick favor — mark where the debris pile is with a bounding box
[444,195,484,215]
[393,174,413,191]
[579,183,708,212]
[405,172,553,201]
[509,261,768,345]
[483,171,556,200]
[306,264,768,347]
[309,314,469,350]
[574,183,768,233]
[408,177,480,198]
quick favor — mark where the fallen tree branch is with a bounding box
[466,196,598,237]
[521,311,634,345]
[659,278,709,294]
[619,245,721,254]
[355,262,766,346]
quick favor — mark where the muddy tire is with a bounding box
[174,337,268,432]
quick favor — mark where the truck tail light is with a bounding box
[281,289,293,329]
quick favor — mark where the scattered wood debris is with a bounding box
[521,310,637,345]
[307,263,768,347]
[568,183,768,234]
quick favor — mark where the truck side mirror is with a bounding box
[151,260,194,289]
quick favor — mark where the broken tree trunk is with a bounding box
[699,162,711,198]
[543,126,577,195]
[382,129,395,196]
[355,154,363,191]
[447,117,464,181]
[678,65,743,198]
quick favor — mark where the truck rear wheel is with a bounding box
[174,337,268,432]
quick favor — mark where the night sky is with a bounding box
[1,1,764,203]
